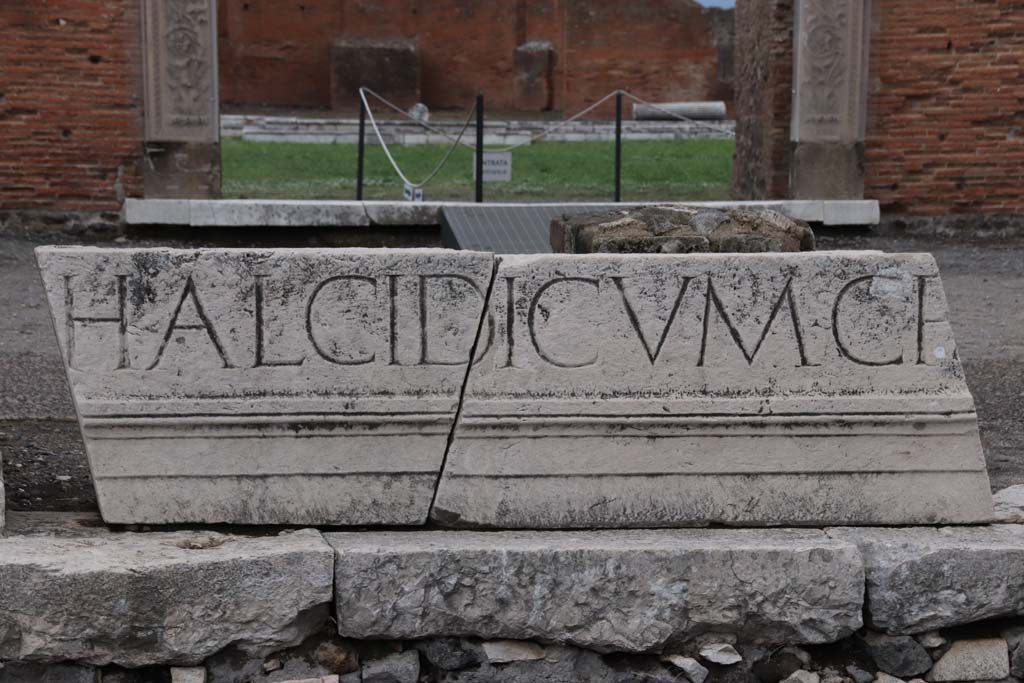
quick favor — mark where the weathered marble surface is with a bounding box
[0,529,333,666]
[433,251,993,527]
[327,530,865,651]
[829,525,1024,634]
[36,247,492,525]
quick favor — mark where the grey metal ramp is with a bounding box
[441,204,640,254]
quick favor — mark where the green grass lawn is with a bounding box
[221,138,734,202]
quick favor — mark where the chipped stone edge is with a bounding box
[122,199,881,228]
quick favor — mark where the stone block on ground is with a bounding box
[549,206,815,254]
[0,448,4,530]
[328,529,864,651]
[361,650,420,683]
[0,528,333,666]
[330,37,421,111]
[514,42,556,111]
[926,639,1009,681]
[433,251,993,528]
[994,485,1024,523]
[35,247,492,525]
[828,526,1024,633]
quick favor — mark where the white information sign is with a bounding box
[474,152,513,183]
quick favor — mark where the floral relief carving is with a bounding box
[800,0,849,125]
[163,0,212,128]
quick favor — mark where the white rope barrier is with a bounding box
[358,87,476,189]
[356,87,734,191]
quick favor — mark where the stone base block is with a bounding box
[514,42,555,111]
[331,38,421,111]
[790,142,865,200]
[829,525,1024,634]
[0,526,334,666]
[143,142,222,200]
[327,529,865,652]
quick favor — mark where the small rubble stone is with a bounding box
[662,655,710,683]
[875,674,905,683]
[781,671,820,683]
[864,633,933,677]
[361,651,420,683]
[0,663,97,683]
[483,640,546,663]
[927,639,1009,682]
[845,665,874,683]
[916,633,947,649]
[993,486,1024,524]
[1003,625,1024,677]
[171,669,207,683]
[415,639,484,670]
[701,643,744,665]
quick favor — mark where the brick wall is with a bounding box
[217,0,732,116]
[0,1,144,211]
[733,0,1024,214]
[865,0,1024,214]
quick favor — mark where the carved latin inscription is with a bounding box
[56,267,951,375]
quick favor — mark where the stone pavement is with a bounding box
[0,232,1022,513]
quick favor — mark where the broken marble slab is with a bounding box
[327,529,865,651]
[36,247,493,525]
[0,528,333,666]
[432,251,994,528]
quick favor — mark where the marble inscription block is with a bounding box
[432,252,994,528]
[143,0,219,143]
[36,247,493,525]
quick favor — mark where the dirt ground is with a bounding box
[1,231,1021,512]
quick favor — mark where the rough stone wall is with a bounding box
[217,0,733,116]
[731,0,793,201]
[732,0,1024,216]
[0,1,145,211]
[865,0,1024,215]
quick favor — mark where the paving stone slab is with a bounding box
[0,528,333,666]
[36,247,492,524]
[327,529,865,651]
[433,252,993,527]
[828,525,1024,634]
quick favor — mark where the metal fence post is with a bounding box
[615,91,623,203]
[475,94,485,203]
[357,95,366,201]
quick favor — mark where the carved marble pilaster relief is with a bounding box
[143,0,219,143]
[791,0,871,143]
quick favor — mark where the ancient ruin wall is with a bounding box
[865,0,1024,215]
[733,0,1024,216]
[217,0,730,116]
[0,1,145,212]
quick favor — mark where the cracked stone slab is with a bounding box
[0,528,333,666]
[326,529,865,651]
[36,247,493,525]
[828,525,1024,634]
[433,252,993,528]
